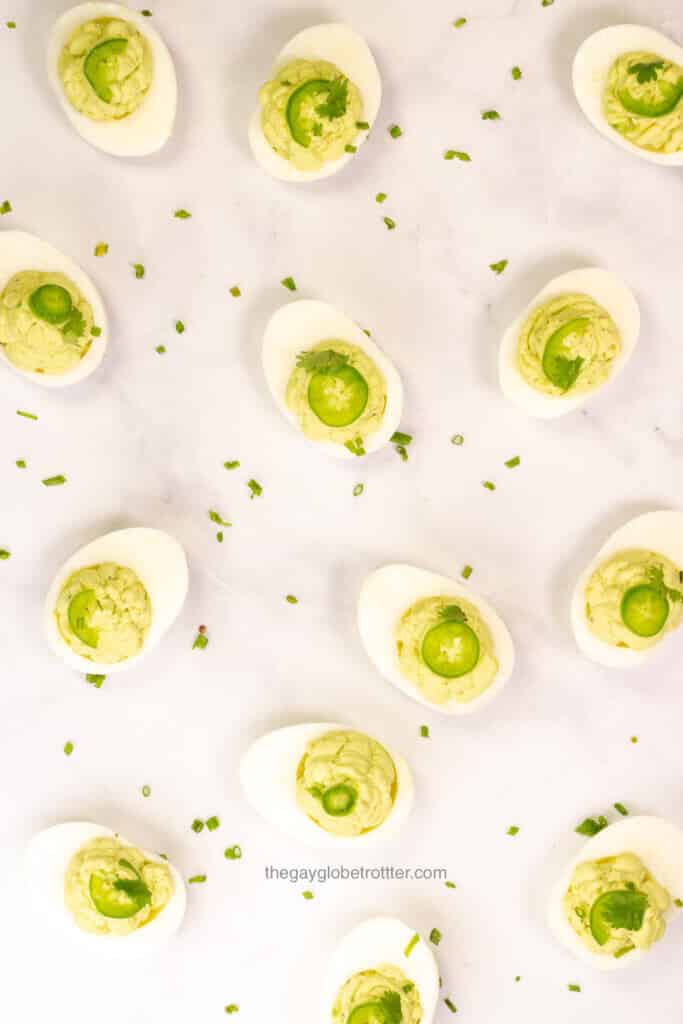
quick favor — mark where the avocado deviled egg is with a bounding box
[263,300,403,458]
[573,25,683,165]
[249,23,382,182]
[240,724,414,849]
[45,527,189,673]
[47,2,177,156]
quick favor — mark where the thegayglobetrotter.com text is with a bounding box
[264,864,448,884]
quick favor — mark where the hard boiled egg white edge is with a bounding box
[239,722,414,849]
[249,22,382,183]
[547,816,683,971]
[322,917,440,1023]
[357,564,515,716]
[498,266,640,419]
[0,230,108,387]
[46,1,177,157]
[572,24,683,167]
[571,509,683,668]
[262,299,403,459]
[44,527,189,674]
[24,821,186,955]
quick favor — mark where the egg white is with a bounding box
[571,509,683,668]
[24,821,186,955]
[573,24,683,167]
[249,23,382,183]
[240,723,414,849]
[0,231,108,387]
[46,2,177,157]
[262,299,403,459]
[498,267,640,419]
[322,917,440,1023]
[358,564,515,716]
[44,527,189,674]
[548,816,683,971]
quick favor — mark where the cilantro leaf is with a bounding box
[629,61,664,84]
[597,889,649,933]
[296,349,349,374]
[439,604,467,623]
[378,991,403,1024]
[647,564,683,604]
[552,355,584,392]
[316,78,349,120]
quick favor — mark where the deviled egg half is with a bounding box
[249,23,382,182]
[549,816,683,970]
[572,510,683,668]
[323,918,439,1024]
[498,267,640,418]
[240,724,414,849]
[573,25,683,165]
[45,527,189,674]
[358,564,514,715]
[0,231,107,386]
[263,300,403,458]
[47,2,177,156]
[25,822,186,954]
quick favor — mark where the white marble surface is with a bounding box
[1,0,683,1021]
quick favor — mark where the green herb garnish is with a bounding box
[188,874,207,884]
[0,199,12,214]
[0,550,10,560]
[6,20,16,28]
[628,60,664,84]
[174,209,192,219]
[155,345,166,354]
[247,479,262,499]
[375,192,388,203]
[429,928,442,945]
[302,890,314,899]
[482,110,501,120]
[505,456,521,468]
[453,17,467,27]
[16,459,26,469]
[229,285,241,297]
[209,509,231,527]
[444,998,457,1013]
[596,889,648,933]
[507,825,520,836]
[91,326,102,337]
[142,785,151,797]
[64,741,74,756]
[206,816,220,831]
[614,802,629,816]
[316,77,349,120]
[575,815,608,836]
[193,632,209,650]
[191,819,205,833]
[62,309,85,342]
[296,349,349,373]
[461,565,473,579]
[344,144,357,154]
[286,595,298,604]
[647,564,683,605]
[42,475,67,486]
[451,433,464,445]
[404,933,419,956]
[377,992,402,1024]
[568,983,581,992]
[345,437,366,457]
[383,216,396,230]
[175,320,185,334]
[552,354,584,392]
[224,845,242,860]
[391,431,413,447]
[86,673,105,687]
[114,876,152,905]
[482,481,496,491]
[224,460,240,470]
[94,242,108,256]
[445,150,471,161]
[445,880,456,889]
[17,410,37,420]
[353,483,364,496]
[132,263,145,279]
[389,124,403,139]
[420,725,430,738]
[512,66,522,80]
[224,1006,239,1015]
[489,260,508,275]
[281,276,297,291]
[440,604,467,623]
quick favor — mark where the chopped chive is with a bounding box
[507,825,520,836]
[575,816,607,836]
[383,216,396,230]
[453,17,467,27]
[224,845,242,860]
[445,881,456,889]
[429,928,442,945]
[353,483,364,496]
[15,459,26,469]
[0,550,11,561]
[224,1007,239,1015]
[568,984,581,992]
[388,124,402,139]
[132,263,145,279]
[512,66,522,80]
[216,531,224,543]
[188,874,207,884]
[404,933,419,957]
[451,433,464,446]
[489,259,508,275]
[42,475,67,487]
[0,199,12,214]
[206,816,220,831]
[175,320,185,334]
[141,8,152,15]
[191,819,205,834]
[444,998,457,1013]
[302,890,314,900]
[356,121,370,130]
[285,595,298,604]
[224,460,240,470]
[85,673,105,687]
[229,285,241,297]
[420,725,430,738]
[445,150,471,161]
[375,192,388,203]
[505,456,521,468]
[630,735,638,743]
[174,209,192,219]
[482,110,501,120]
[209,509,231,527]
[614,802,629,816]
[64,741,74,756]
[461,565,473,579]
[345,438,366,457]
[482,481,496,491]
[6,20,16,28]
[613,945,633,959]
[155,345,166,354]
[344,144,357,153]
[515,975,521,982]
[281,276,297,291]
[193,632,209,651]
[247,479,262,499]
[17,410,37,420]
[94,242,108,257]
[391,431,413,447]
[141,784,151,797]
[91,326,102,337]
[674,898,683,908]
[542,0,554,6]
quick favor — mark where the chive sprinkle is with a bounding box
[188,874,207,884]
[429,928,442,945]
[141,9,152,15]
[383,216,396,230]
[631,736,638,744]
[64,741,74,756]
[490,260,508,275]
[507,825,520,836]
[15,460,26,469]
[17,410,37,420]
[281,276,297,291]
[482,481,496,491]
[193,632,209,651]
[174,209,192,219]
[391,431,413,447]
[224,1007,239,1015]
[224,845,242,860]
[614,802,629,816]
[86,673,105,687]
[461,565,473,579]
[0,199,12,214]
[356,121,370,130]
[505,456,521,468]
[568,984,581,992]
[6,20,16,29]
[302,890,314,900]
[451,433,464,445]
[155,345,166,354]
[42,475,67,487]
[229,285,241,297]
[453,17,467,27]
[388,124,402,139]
[91,326,102,337]
[209,509,231,527]
[512,66,522,80]
[206,816,220,831]
[375,192,388,203]
[353,483,364,496]
[445,881,456,889]
[0,550,11,560]
[94,242,108,256]
[420,725,430,738]
[224,460,240,470]
[132,263,145,279]
[285,595,298,604]
[191,819,205,833]
[344,144,357,153]
[444,998,457,1013]
[175,320,185,334]
[216,531,224,543]
[445,150,471,161]
[674,899,683,908]
[482,110,501,120]
[247,479,262,499]
[404,933,419,957]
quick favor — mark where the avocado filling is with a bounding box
[259,59,363,170]
[396,596,498,705]
[517,293,621,396]
[0,270,95,375]
[604,51,683,153]
[563,853,670,957]
[64,835,173,936]
[286,340,387,448]
[55,563,152,664]
[59,17,153,121]
[585,549,683,650]
[296,730,396,837]
[332,966,422,1024]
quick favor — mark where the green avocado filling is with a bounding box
[296,730,396,838]
[563,853,670,957]
[396,596,499,706]
[58,17,153,122]
[259,59,364,170]
[517,293,621,396]
[64,836,173,936]
[333,966,422,1024]
[55,563,152,664]
[585,549,683,650]
[604,50,683,153]
[286,340,387,449]
[0,270,94,375]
